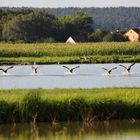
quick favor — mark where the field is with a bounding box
[0,42,140,64]
[0,88,140,123]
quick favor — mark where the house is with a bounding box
[124,28,140,42]
[66,36,86,44]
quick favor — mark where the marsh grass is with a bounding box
[0,42,139,64]
[0,42,139,57]
[0,55,139,65]
[20,91,42,123]
[0,88,140,123]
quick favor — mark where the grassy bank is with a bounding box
[0,88,140,124]
[0,42,139,64]
[0,55,139,65]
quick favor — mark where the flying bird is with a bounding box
[62,65,80,74]
[0,66,14,74]
[32,66,40,74]
[119,63,135,73]
[102,67,117,75]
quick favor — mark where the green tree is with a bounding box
[57,11,93,41]
[57,15,75,41]
[103,32,128,42]
[90,29,108,42]
[0,26,2,41]
[0,9,3,41]
[73,11,93,37]
[3,10,58,43]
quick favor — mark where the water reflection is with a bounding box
[0,121,140,140]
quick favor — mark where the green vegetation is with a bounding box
[0,9,93,43]
[90,29,128,42]
[1,7,140,31]
[1,7,140,43]
[0,88,140,123]
[46,7,140,30]
[0,42,139,64]
[0,8,133,43]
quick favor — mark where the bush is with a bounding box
[103,32,128,42]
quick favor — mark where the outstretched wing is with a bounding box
[0,68,5,72]
[6,66,14,71]
[128,63,135,70]
[119,65,127,69]
[70,66,80,72]
[110,67,117,71]
[62,66,70,71]
[102,67,108,72]
[32,66,39,73]
[32,66,39,69]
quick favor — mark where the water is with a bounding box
[0,63,140,89]
[0,121,140,140]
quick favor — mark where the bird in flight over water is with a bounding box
[102,67,117,75]
[119,63,135,73]
[32,66,40,75]
[0,66,14,74]
[62,65,80,74]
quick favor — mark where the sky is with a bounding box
[0,0,140,8]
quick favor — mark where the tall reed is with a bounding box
[0,42,139,57]
[0,88,140,123]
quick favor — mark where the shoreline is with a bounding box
[0,55,139,65]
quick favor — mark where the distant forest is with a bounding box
[46,7,140,29]
[1,7,140,29]
[0,7,139,43]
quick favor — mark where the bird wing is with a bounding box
[35,68,38,73]
[6,66,14,71]
[119,65,127,69]
[128,63,135,70]
[32,66,39,69]
[70,66,80,72]
[0,68,5,72]
[32,66,40,73]
[62,66,70,71]
[32,66,35,69]
[102,67,108,72]
[110,67,117,71]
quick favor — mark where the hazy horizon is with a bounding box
[1,6,140,9]
[0,0,140,8]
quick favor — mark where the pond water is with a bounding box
[0,121,140,140]
[0,63,140,89]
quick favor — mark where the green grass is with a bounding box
[0,88,140,123]
[0,42,139,64]
[0,42,139,57]
[0,55,139,65]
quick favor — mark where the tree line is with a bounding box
[47,7,140,30]
[0,8,130,43]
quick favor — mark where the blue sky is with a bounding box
[0,0,140,8]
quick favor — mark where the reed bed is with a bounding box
[0,42,139,64]
[0,88,140,124]
[0,42,139,57]
[0,55,139,65]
